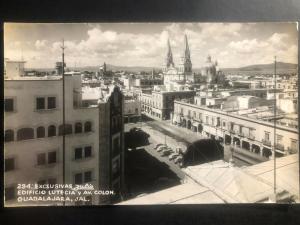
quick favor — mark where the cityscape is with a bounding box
[4,22,299,206]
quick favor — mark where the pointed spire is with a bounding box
[183,34,190,59]
[166,38,174,68]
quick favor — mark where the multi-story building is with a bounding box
[139,90,196,120]
[4,68,125,206]
[171,98,298,159]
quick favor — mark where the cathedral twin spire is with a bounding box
[165,35,191,68]
[166,39,175,68]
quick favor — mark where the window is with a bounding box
[276,135,283,144]
[37,153,46,165]
[48,151,56,164]
[4,98,14,112]
[5,158,15,171]
[84,146,92,158]
[75,148,82,160]
[47,97,56,109]
[198,113,202,120]
[75,122,82,133]
[5,130,14,142]
[37,151,56,165]
[5,186,15,201]
[37,126,45,138]
[59,124,72,135]
[264,132,270,141]
[48,125,56,137]
[17,128,34,141]
[290,139,297,151]
[74,146,92,160]
[74,171,92,184]
[84,121,92,132]
[36,97,45,110]
[84,171,92,183]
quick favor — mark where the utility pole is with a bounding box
[273,56,277,203]
[61,39,66,206]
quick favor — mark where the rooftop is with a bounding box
[118,154,299,204]
[118,182,224,205]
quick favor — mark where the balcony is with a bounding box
[262,139,272,147]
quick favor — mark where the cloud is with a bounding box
[229,39,268,54]
[35,40,48,49]
[4,23,298,68]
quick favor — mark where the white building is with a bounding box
[4,70,125,206]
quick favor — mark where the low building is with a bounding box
[124,99,141,123]
[172,97,298,159]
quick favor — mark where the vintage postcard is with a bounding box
[3,22,299,206]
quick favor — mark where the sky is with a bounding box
[4,22,298,69]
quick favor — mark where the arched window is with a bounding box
[75,122,82,133]
[17,128,34,141]
[5,130,14,142]
[59,124,73,136]
[48,125,56,137]
[37,126,45,138]
[84,121,92,132]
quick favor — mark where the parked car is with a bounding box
[168,153,180,160]
[157,145,168,152]
[161,149,173,157]
[174,155,183,164]
[154,143,164,150]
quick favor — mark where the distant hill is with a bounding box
[27,62,297,74]
[222,62,297,75]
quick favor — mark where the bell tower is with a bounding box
[179,34,193,81]
[163,39,175,73]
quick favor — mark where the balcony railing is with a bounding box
[262,139,272,146]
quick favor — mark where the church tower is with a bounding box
[163,39,175,73]
[179,34,193,81]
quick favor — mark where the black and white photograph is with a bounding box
[3,22,299,206]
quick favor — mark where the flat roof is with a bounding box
[118,182,224,205]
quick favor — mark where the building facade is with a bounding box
[4,72,125,206]
[172,99,298,159]
[139,90,196,120]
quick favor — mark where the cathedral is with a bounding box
[162,35,194,85]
